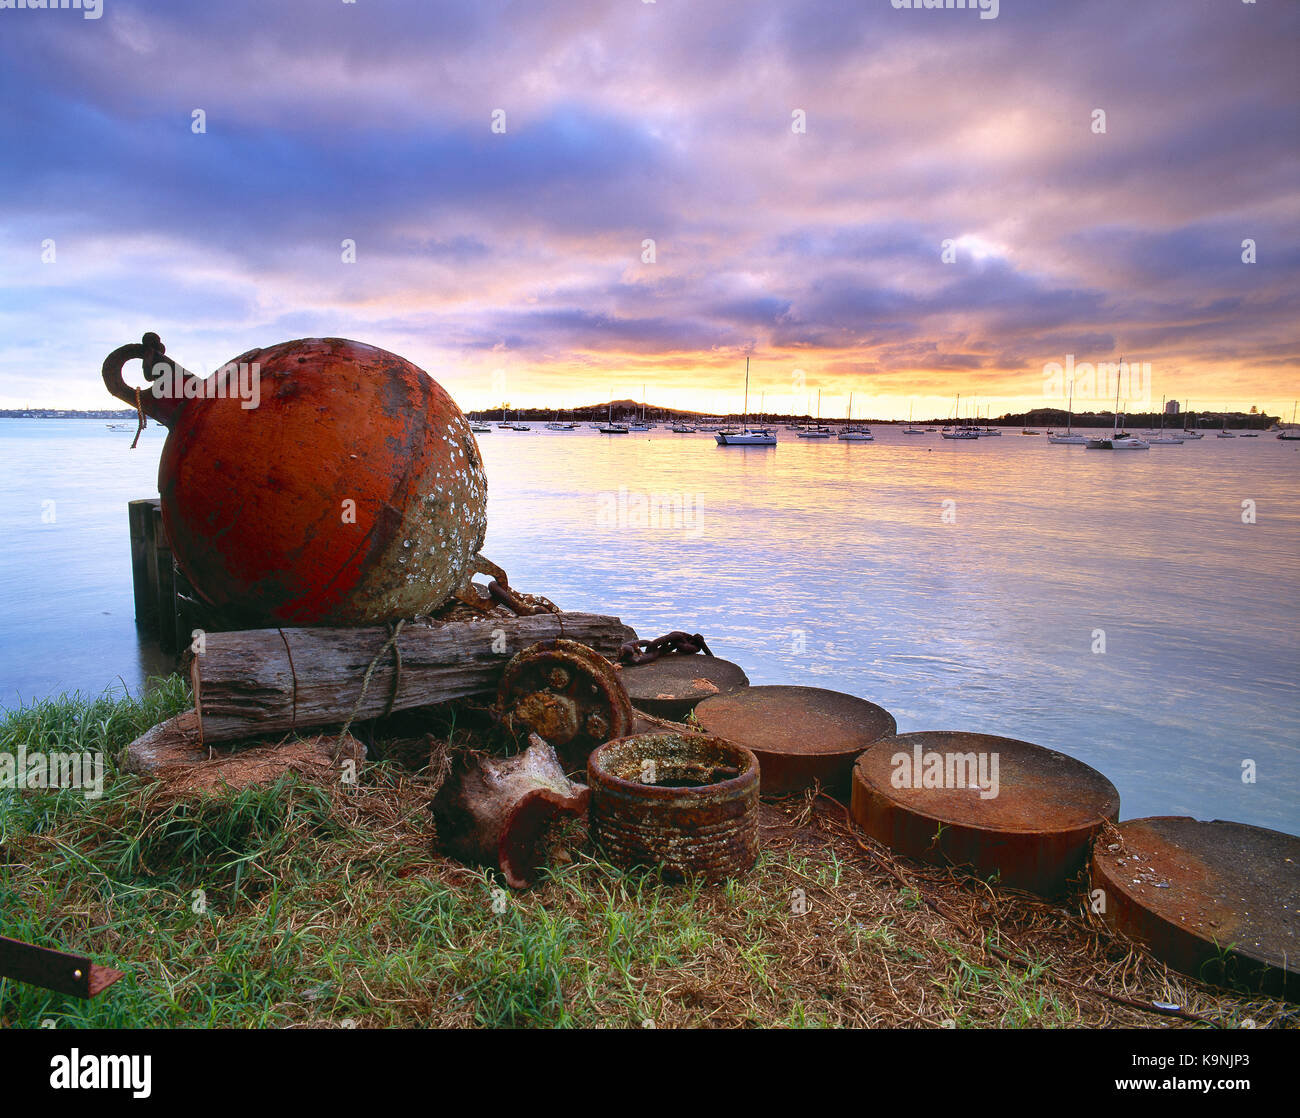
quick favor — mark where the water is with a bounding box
[2,418,1297,833]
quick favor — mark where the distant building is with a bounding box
[1165,400,1180,415]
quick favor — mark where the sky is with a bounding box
[0,0,1296,420]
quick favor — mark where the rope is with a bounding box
[188,653,206,755]
[334,619,406,761]
[130,387,147,449]
[277,628,299,730]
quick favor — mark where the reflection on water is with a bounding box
[2,419,1297,832]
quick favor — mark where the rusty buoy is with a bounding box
[103,334,496,626]
[617,654,750,721]
[851,731,1120,896]
[693,685,896,796]
[1091,817,1299,998]
[588,732,759,881]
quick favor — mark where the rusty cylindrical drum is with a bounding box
[103,334,488,626]
[588,732,759,881]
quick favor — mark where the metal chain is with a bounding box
[617,631,713,666]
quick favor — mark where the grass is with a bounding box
[2,681,1296,1029]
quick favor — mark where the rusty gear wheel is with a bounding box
[498,639,633,769]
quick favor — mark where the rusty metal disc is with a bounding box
[1091,817,1299,997]
[498,639,633,769]
[851,731,1120,897]
[617,654,749,721]
[692,685,896,796]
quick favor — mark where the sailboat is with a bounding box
[903,402,924,434]
[546,405,576,430]
[1216,415,1236,438]
[469,411,491,433]
[1086,372,1149,449]
[796,390,832,437]
[1278,401,1300,440]
[1180,403,1204,439]
[940,393,979,439]
[599,393,629,434]
[629,386,651,430]
[838,391,874,441]
[1047,380,1087,444]
[1148,397,1183,445]
[715,358,777,446]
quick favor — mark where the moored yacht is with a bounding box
[715,358,777,446]
[1086,378,1149,449]
[1049,380,1088,444]
[1148,398,1183,445]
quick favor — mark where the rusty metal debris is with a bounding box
[1091,816,1299,998]
[498,639,633,768]
[617,631,713,666]
[0,935,123,999]
[102,334,506,627]
[617,654,749,721]
[852,731,1120,897]
[430,734,588,889]
[588,732,759,881]
[693,685,896,796]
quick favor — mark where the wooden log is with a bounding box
[431,734,588,888]
[124,709,204,773]
[187,612,637,743]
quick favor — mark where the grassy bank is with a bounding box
[1,681,1293,1029]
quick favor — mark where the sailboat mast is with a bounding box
[1113,358,1122,435]
[743,357,750,430]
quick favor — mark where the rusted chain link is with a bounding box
[618,631,714,666]
[488,579,561,616]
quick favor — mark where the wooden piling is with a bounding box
[129,498,159,630]
[150,503,179,654]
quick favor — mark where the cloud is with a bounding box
[0,0,1295,415]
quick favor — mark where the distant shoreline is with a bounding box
[1,408,1284,430]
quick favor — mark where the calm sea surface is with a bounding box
[2,418,1297,833]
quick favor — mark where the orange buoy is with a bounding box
[103,333,494,626]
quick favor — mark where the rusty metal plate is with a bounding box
[1091,817,1299,998]
[851,731,1120,897]
[0,935,123,998]
[588,732,759,881]
[617,654,749,721]
[693,685,896,796]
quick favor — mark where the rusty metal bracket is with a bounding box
[0,935,124,998]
